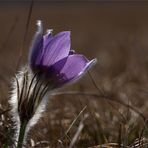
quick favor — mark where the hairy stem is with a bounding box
[17,120,28,148]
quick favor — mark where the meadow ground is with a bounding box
[0,1,148,147]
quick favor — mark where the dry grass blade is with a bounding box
[0,16,19,52]
[88,143,125,148]
[58,106,87,147]
[69,115,87,148]
[34,140,50,147]
[65,105,87,135]
[88,71,105,96]
[16,0,34,70]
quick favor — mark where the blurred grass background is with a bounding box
[1,0,148,147]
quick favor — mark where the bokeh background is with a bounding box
[1,0,148,147]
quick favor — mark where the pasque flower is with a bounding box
[29,20,97,88]
[10,20,96,148]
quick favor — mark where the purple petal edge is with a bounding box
[60,58,97,86]
[29,20,43,70]
[70,58,97,82]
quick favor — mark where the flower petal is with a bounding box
[71,58,97,82]
[41,31,70,66]
[43,29,53,49]
[58,55,97,84]
[35,30,53,65]
[29,20,43,70]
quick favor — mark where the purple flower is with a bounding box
[29,20,96,88]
